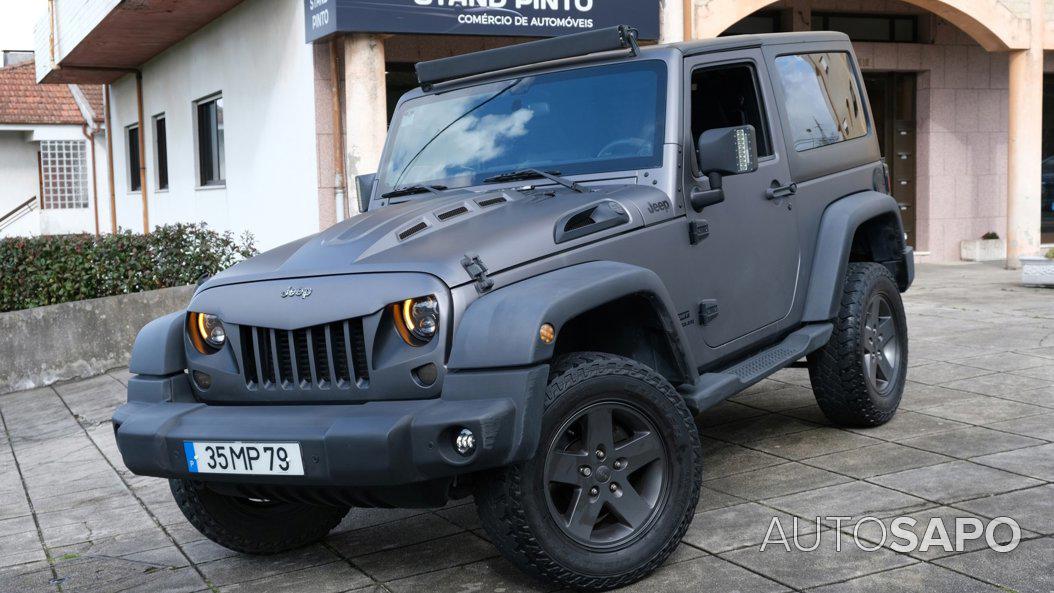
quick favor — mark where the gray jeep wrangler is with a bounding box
[113,26,913,591]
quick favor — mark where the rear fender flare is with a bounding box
[803,191,910,322]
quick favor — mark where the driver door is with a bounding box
[683,51,801,352]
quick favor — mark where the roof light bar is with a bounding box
[415,25,640,90]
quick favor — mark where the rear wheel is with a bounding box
[475,353,702,591]
[808,262,908,427]
[170,479,348,554]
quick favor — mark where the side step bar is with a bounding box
[679,323,833,415]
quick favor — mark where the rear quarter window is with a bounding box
[774,52,868,151]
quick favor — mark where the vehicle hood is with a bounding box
[199,183,671,292]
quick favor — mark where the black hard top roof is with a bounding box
[414,28,851,91]
[667,31,851,56]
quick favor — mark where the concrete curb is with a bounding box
[0,285,195,394]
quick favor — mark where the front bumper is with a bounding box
[113,365,548,488]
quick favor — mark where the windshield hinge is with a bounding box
[461,253,494,294]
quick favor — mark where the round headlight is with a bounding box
[192,312,226,351]
[394,296,439,345]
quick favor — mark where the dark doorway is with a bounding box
[1040,75,1054,244]
[386,63,419,123]
[864,73,917,247]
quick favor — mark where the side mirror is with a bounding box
[355,173,377,213]
[697,125,758,176]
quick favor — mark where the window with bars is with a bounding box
[39,140,89,210]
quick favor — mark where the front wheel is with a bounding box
[808,262,909,427]
[475,353,702,591]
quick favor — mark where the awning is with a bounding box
[39,0,244,84]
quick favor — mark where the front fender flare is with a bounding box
[802,191,911,322]
[447,261,692,375]
[129,311,187,376]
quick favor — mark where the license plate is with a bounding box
[183,441,305,476]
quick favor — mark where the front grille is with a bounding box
[239,318,369,390]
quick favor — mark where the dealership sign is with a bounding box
[304,0,661,43]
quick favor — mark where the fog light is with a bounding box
[192,370,212,390]
[454,428,476,456]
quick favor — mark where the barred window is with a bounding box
[40,140,89,209]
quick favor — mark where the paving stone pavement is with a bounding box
[1,262,1052,593]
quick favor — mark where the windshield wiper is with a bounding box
[483,169,584,193]
[381,184,448,199]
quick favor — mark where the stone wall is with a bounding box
[753,0,1016,261]
[860,18,1011,261]
[0,286,195,395]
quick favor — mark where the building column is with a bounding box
[344,34,388,215]
[660,0,684,44]
[783,0,811,32]
[1005,0,1044,268]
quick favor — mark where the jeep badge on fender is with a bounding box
[113,26,912,591]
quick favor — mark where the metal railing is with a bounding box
[0,196,38,234]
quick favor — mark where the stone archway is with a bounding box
[691,0,1029,50]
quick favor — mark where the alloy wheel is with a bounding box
[863,293,900,394]
[542,401,670,550]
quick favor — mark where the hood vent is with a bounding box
[437,205,469,221]
[398,221,429,241]
[476,196,507,208]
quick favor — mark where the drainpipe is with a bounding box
[135,71,149,234]
[683,0,692,40]
[81,123,100,236]
[330,37,348,221]
[104,84,117,234]
[47,0,59,70]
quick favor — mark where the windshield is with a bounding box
[378,60,667,196]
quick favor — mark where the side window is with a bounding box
[126,124,141,192]
[195,93,225,187]
[774,52,868,151]
[690,64,773,161]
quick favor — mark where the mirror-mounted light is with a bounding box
[697,125,759,176]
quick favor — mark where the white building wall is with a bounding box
[107,0,320,249]
[0,132,39,215]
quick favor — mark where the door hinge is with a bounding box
[689,220,710,245]
[461,253,494,294]
[698,300,719,325]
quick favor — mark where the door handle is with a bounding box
[766,182,797,200]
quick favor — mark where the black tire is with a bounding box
[474,353,702,592]
[170,479,349,554]
[808,262,908,427]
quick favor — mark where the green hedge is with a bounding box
[0,223,257,313]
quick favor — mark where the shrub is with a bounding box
[1046,247,1054,259]
[981,231,1000,240]
[0,223,256,312]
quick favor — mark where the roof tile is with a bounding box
[0,61,103,125]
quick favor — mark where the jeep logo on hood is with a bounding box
[280,287,313,299]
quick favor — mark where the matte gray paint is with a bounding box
[129,311,188,376]
[802,190,907,322]
[113,31,913,498]
[114,365,548,488]
[447,261,691,374]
